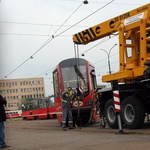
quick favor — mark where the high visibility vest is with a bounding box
[62,92,73,103]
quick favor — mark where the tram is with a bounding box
[6,110,22,119]
[53,58,99,126]
[22,97,56,120]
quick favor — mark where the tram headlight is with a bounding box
[73,101,83,107]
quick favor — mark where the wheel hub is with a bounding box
[124,104,135,123]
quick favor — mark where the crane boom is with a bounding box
[73,3,150,83]
[73,3,150,45]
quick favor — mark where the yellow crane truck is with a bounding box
[72,3,150,129]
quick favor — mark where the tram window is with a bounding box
[61,65,87,90]
[53,70,59,98]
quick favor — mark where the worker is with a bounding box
[0,91,10,149]
[61,87,75,131]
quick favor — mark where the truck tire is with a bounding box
[122,96,145,129]
[105,99,118,129]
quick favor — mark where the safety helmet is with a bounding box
[67,87,72,91]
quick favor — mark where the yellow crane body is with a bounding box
[73,3,150,83]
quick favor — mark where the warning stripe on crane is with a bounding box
[113,90,121,112]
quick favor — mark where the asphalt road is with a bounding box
[4,119,150,150]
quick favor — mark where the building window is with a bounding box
[9,82,11,87]
[2,90,6,94]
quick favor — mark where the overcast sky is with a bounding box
[0,0,149,96]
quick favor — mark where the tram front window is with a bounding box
[61,65,88,93]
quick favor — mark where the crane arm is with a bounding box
[73,3,150,45]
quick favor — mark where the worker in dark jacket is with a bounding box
[0,91,10,149]
[61,87,75,131]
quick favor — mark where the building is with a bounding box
[0,77,45,110]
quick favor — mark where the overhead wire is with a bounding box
[2,0,85,79]
[79,34,117,56]
[60,0,142,5]
[54,0,115,37]
[28,0,115,64]
[2,0,115,79]
[29,0,87,62]
[0,21,89,28]
[0,32,71,37]
[53,2,84,35]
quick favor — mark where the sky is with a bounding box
[0,0,149,96]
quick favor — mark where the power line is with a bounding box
[53,2,84,35]
[2,0,85,79]
[2,0,115,79]
[0,32,71,37]
[80,33,118,56]
[55,0,115,37]
[28,1,87,60]
[0,21,89,28]
[60,0,142,5]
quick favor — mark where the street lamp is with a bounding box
[100,44,117,74]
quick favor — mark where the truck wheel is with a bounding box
[122,96,145,129]
[105,99,118,129]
